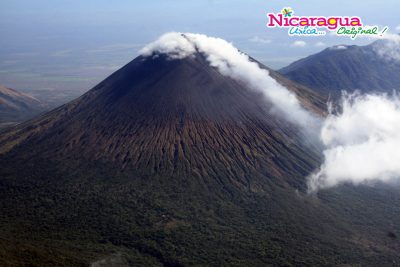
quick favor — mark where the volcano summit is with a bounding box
[0,33,399,266]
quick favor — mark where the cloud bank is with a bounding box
[292,40,307,47]
[308,93,400,192]
[315,42,326,47]
[329,45,348,50]
[371,33,400,61]
[249,36,272,44]
[140,32,317,127]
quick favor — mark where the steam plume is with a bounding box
[140,32,317,128]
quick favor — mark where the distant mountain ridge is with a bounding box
[0,85,45,128]
[279,40,400,95]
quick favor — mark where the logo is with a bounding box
[266,7,388,39]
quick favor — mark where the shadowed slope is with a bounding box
[279,41,400,95]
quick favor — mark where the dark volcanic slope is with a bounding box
[0,85,45,127]
[0,53,399,266]
[279,40,400,95]
[0,54,325,183]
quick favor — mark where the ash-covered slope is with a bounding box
[0,33,399,266]
[279,39,400,95]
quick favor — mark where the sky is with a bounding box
[0,0,399,102]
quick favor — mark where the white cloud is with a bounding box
[292,41,306,47]
[249,36,272,44]
[329,45,347,50]
[396,25,400,32]
[140,32,317,127]
[371,33,400,61]
[139,33,196,59]
[308,93,400,192]
[315,42,326,47]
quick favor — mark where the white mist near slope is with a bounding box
[308,93,400,192]
[140,32,317,128]
[372,33,400,62]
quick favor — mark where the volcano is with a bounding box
[279,38,400,96]
[0,33,399,266]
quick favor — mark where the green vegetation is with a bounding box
[0,155,399,266]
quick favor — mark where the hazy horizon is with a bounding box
[1,0,399,102]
